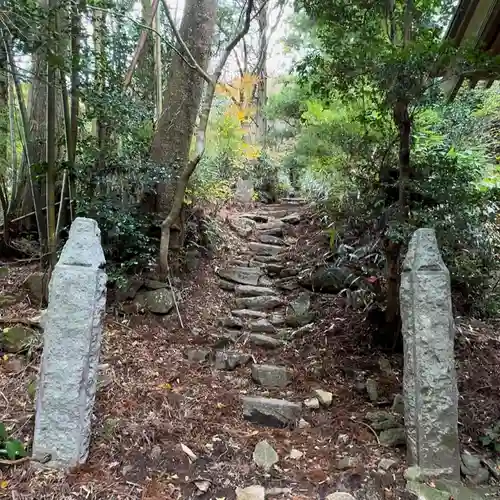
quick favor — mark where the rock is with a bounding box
[461,452,481,476]
[135,289,174,314]
[256,221,285,232]
[230,217,256,238]
[289,449,303,459]
[1,326,37,353]
[299,265,355,293]
[280,213,301,224]
[468,466,490,485]
[186,349,211,363]
[252,364,290,387]
[401,228,459,479]
[219,279,236,291]
[481,458,500,480]
[380,427,406,447]
[23,271,47,303]
[258,226,283,237]
[280,267,299,278]
[242,396,301,428]
[268,313,286,326]
[214,351,251,370]
[337,456,358,470]
[143,279,169,290]
[229,259,251,267]
[212,331,240,348]
[286,293,313,327]
[234,284,278,297]
[392,394,404,415]
[274,277,300,290]
[241,213,268,223]
[248,319,277,333]
[298,418,310,429]
[263,263,284,275]
[115,278,144,301]
[219,316,244,329]
[235,485,265,500]
[378,357,392,375]
[258,234,285,246]
[253,255,281,263]
[235,296,283,311]
[313,389,333,407]
[252,440,278,471]
[407,479,490,500]
[304,397,320,409]
[366,379,378,402]
[325,493,356,500]
[378,458,398,471]
[231,309,267,319]
[249,334,283,348]
[248,242,282,256]
[216,267,272,287]
[235,178,254,203]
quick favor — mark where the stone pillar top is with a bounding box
[58,217,105,268]
[403,228,447,273]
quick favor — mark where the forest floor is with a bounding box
[0,201,499,500]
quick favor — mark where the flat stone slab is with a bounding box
[252,364,291,387]
[249,333,283,348]
[214,351,251,370]
[240,213,268,223]
[216,267,272,287]
[231,309,267,319]
[258,234,286,246]
[235,295,283,311]
[248,318,277,333]
[234,284,278,297]
[280,213,301,224]
[248,242,283,256]
[242,396,301,428]
[253,255,282,263]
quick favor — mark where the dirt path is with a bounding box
[1,200,499,499]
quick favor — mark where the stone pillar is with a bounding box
[400,228,459,480]
[235,178,254,203]
[33,218,107,469]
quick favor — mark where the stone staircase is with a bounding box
[189,198,321,428]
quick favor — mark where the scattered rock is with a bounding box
[366,379,378,402]
[235,485,265,500]
[134,289,175,314]
[461,452,481,477]
[234,284,278,297]
[219,316,244,329]
[248,318,277,333]
[293,420,309,433]
[252,440,278,471]
[242,396,301,428]
[1,326,38,353]
[286,293,313,327]
[337,456,359,470]
[232,309,267,319]
[379,427,406,447]
[378,458,398,471]
[313,389,333,407]
[23,271,47,303]
[289,449,303,459]
[392,394,404,415]
[468,466,490,485]
[248,242,283,256]
[252,364,290,387]
[214,351,251,370]
[325,493,356,500]
[186,349,211,363]
[216,267,272,287]
[304,397,320,409]
[249,333,283,348]
[235,296,283,311]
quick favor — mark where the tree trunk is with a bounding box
[151,0,217,250]
[255,0,267,145]
[0,28,9,244]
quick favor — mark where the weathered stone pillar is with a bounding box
[400,228,459,480]
[33,218,107,469]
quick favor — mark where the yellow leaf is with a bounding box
[0,481,8,489]
[2,355,8,361]
[158,383,172,390]
[216,402,225,409]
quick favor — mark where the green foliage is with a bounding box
[480,420,500,453]
[0,422,26,460]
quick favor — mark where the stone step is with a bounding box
[242,395,302,428]
[274,277,300,290]
[248,318,277,333]
[234,284,278,297]
[235,295,283,311]
[258,227,284,237]
[218,316,244,329]
[251,364,291,387]
[216,266,272,287]
[240,213,269,223]
[253,255,282,263]
[231,309,268,319]
[249,333,284,348]
[256,221,285,231]
[248,242,283,256]
[214,351,251,370]
[280,213,301,224]
[257,234,286,246]
[218,279,236,291]
[280,197,307,204]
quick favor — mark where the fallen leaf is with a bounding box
[0,481,7,489]
[180,443,198,461]
[194,479,211,493]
